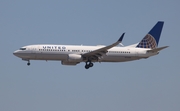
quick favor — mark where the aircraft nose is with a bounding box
[13,50,19,56]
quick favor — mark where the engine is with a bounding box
[61,54,83,66]
[68,54,83,62]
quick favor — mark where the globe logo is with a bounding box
[137,34,157,49]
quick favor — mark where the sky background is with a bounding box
[0,0,180,111]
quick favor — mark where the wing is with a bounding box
[82,33,125,61]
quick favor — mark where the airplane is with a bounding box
[13,21,168,69]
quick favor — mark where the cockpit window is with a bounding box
[20,47,26,50]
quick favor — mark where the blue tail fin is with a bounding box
[136,21,164,49]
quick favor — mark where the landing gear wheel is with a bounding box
[84,61,94,69]
[27,63,30,66]
[89,63,93,67]
[27,60,30,66]
[85,65,89,69]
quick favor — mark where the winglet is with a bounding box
[118,33,125,42]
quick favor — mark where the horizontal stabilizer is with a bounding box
[147,46,169,53]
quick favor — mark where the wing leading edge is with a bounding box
[82,33,125,60]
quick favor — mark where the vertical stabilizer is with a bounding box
[136,21,164,49]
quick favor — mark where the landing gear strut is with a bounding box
[85,61,94,69]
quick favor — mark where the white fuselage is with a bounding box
[13,44,158,63]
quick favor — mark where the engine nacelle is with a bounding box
[68,54,83,62]
[61,61,78,65]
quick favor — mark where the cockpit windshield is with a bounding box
[19,47,26,50]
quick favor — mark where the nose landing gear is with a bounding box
[27,60,30,66]
[22,59,31,66]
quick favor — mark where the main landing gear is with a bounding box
[85,61,94,69]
